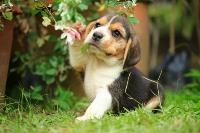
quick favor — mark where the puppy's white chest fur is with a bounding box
[84,56,122,99]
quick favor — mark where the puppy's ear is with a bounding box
[84,21,95,39]
[123,36,141,68]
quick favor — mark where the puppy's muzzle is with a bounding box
[92,32,103,42]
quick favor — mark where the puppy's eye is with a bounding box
[112,30,121,38]
[95,23,101,28]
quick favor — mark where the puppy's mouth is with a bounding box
[87,41,113,56]
[89,42,100,49]
[86,39,102,50]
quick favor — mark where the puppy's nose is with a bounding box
[92,32,103,41]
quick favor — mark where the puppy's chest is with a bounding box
[84,57,122,99]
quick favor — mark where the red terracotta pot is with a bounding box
[0,5,21,111]
[0,20,14,111]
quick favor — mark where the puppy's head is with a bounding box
[84,14,140,68]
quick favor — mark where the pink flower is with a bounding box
[58,23,85,45]
[60,27,81,45]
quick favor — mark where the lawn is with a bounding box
[0,89,200,133]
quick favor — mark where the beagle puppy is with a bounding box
[69,14,164,121]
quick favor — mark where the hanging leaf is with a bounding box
[98,4,106,12]
[42,16,51,27]
[2,12,13,20]
[46,69,57,75]
[36,38,45,47]
[128,15,139,25]
[81,44,90,53]
[78,3,88,10]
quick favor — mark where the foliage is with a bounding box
[185,69,200,90]
[149,1,195,39]
[51,86,76,110]
[6,0,92,109]
[106,0,137,8]
[2,11,13,20]
[24,86,44,101]
[0,90,200,132]
[127,14,139,25]
[0,2,13,30]
[106,0,138,25]
[22,85,76,110]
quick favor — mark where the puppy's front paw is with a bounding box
[76,112,103,121]
[61,27,82,45]
[76,115,90,121]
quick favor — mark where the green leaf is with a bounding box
[78,3,88,10]
[51,87,75,110]
[37,38,45,47]
[46,69,57,75]
[24,86,44,101]
[31,86,43,101]
[46,77,55,84]
[2,12,13,21]
[185,70,200,78]
[128,15,139,25]
[42,16,51,27]
[59,74,67,82]
[106,0,118,7]
[80,44,90,53]
[4,0,13,7]
[49,58,58,68]
[31,9,40,15]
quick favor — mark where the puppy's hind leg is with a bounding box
[145,84,164,112]
[145,96,162,110]
[76,89,112,121]
[144,79,165,112]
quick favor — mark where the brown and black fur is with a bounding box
[105,14,164,114]
[109,67,164,114]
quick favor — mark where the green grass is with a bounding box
[0,89,200,133]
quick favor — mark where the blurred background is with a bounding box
[0,0,199,110]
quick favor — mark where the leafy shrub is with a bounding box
[23,85,75,110]
[51,86,75,110]
[24,85,44,101]
[7,0,95,110]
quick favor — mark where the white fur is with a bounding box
[70,16,124,121]
[84,56,122,99]
[69,45,123,121]
[145,96,161,109]
[76,89,112,121]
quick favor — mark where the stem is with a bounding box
[193,0,200,55]
[169,17,175,54]
[151,22,160,68]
